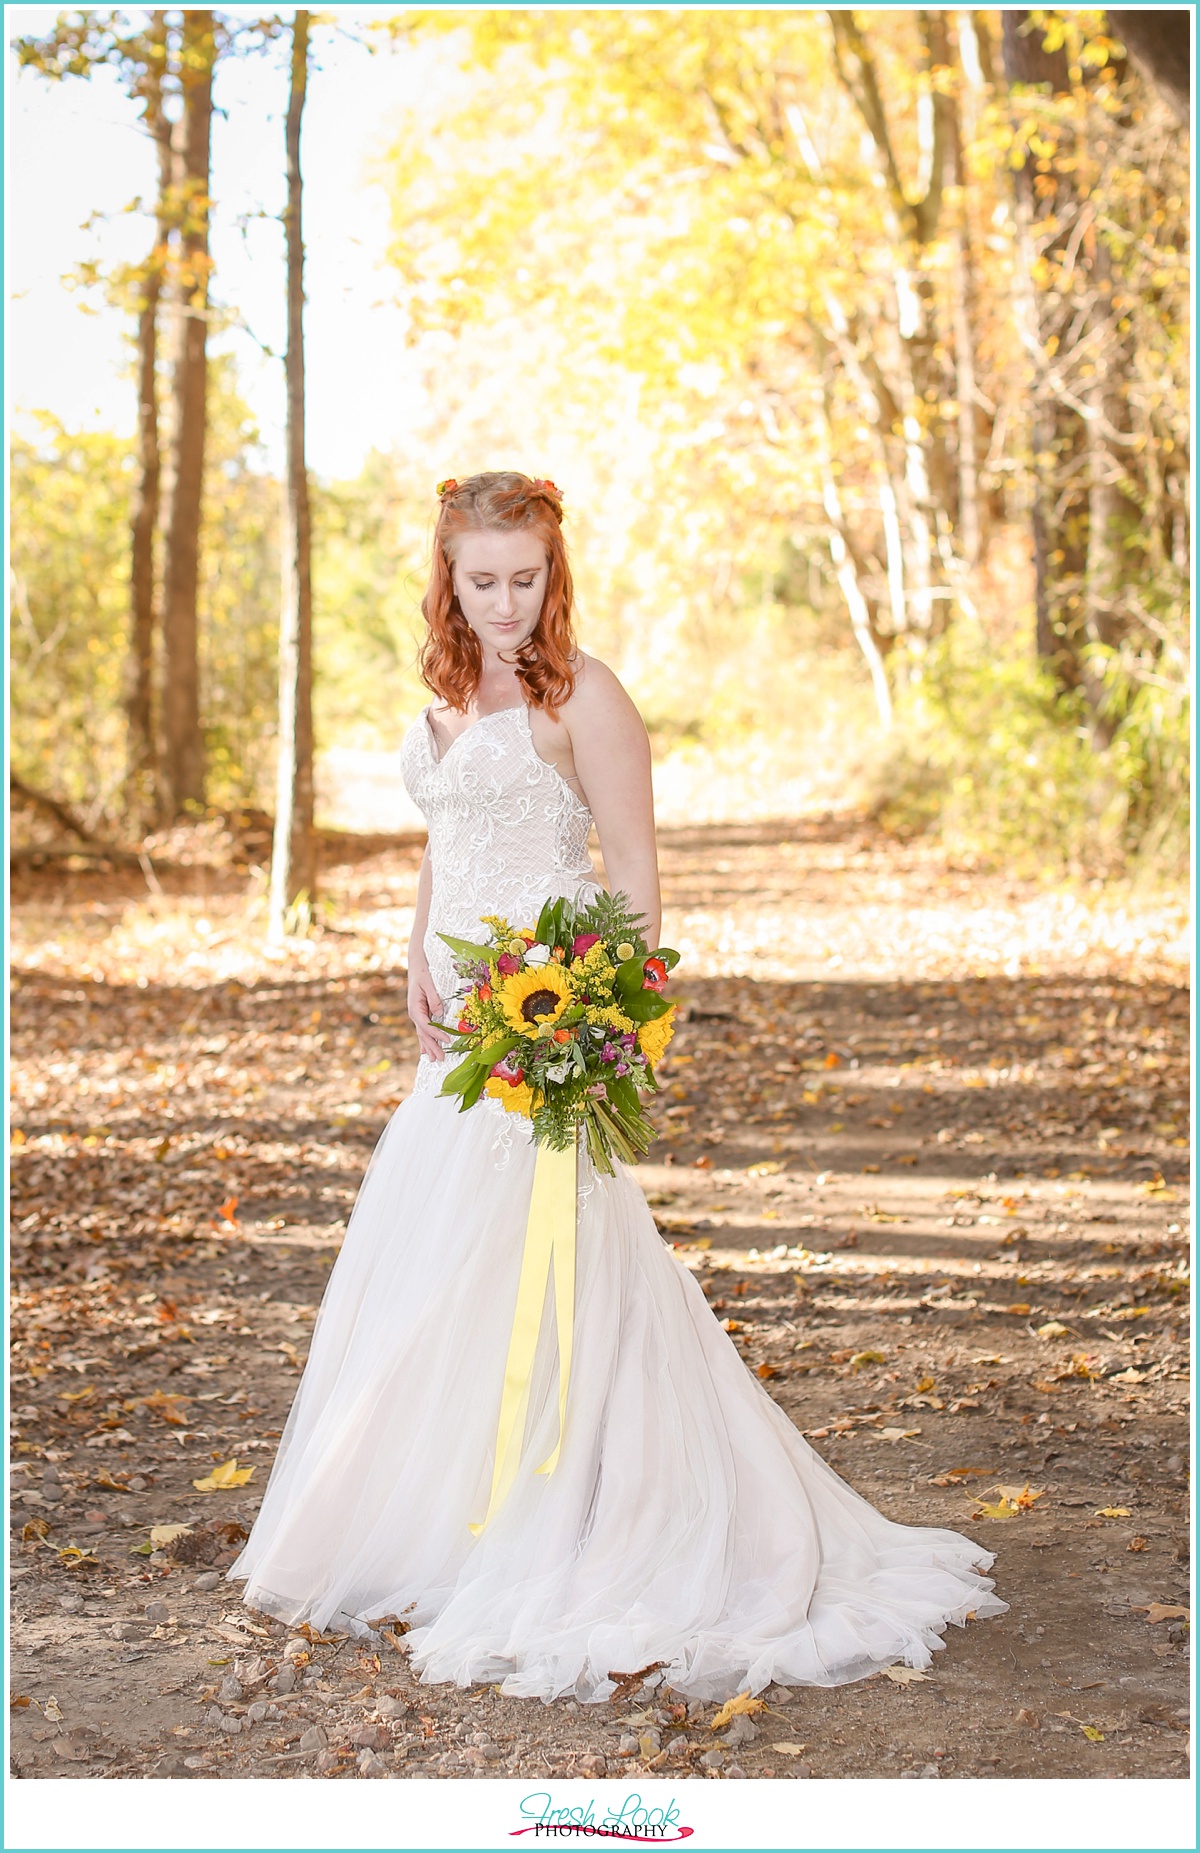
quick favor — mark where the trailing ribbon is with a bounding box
[469,1131,577,1536]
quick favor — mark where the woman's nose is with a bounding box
[495,585,514,615]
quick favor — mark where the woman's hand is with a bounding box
[407,960,449,1062]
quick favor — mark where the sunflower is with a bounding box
[636,1003,677,1068]
[498,963,574,1039]
[483,1076,539,1117]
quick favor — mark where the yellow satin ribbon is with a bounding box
[469,1131,577,1536]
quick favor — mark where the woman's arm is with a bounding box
[407,845,448,1059]
[563,658,662,949]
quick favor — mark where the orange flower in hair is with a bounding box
[436,478,459,499]
[533,478,563,501]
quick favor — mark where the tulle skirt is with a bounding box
[228,1075,1006,1703]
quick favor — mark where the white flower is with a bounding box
[545,1062,571,1084]
[524,943,553,967]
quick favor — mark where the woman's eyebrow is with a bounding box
[467,565,544,576]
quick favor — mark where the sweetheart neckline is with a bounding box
[419,703,591,819]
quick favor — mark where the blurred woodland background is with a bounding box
[10,6,1191,883]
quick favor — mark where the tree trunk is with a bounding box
[269,9,317,941]
[159,8,215,820]
[124,9,171,826]
[1107,10,1190,125]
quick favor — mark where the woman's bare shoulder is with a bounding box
[564,652,640,720]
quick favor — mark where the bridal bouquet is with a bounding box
[432,892,679,1175]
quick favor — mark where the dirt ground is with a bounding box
[8,817,1191,1782]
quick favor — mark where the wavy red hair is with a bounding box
[419,472,577,715]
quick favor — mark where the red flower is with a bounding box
[572,933,600,958]
[496,952,520,976]
[643,957,669,992]
[490,1058,525,1086]
[457,1018,473,1033]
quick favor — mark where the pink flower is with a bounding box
[572,933,601,959]
[490,1056,525,1086]
[496,952,521,976]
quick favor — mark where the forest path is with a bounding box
[9,818,1190,1781]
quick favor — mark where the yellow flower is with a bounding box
[616,942,635,961]
[498,963,574,1039]
[637,1003,677,1068]
[483,1077,538,1117]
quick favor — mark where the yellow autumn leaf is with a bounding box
[747,1160,784,1177]
[44,1696,64,1722]
[971,1496,1022,1520]
[1037,1321,1069,1339]
[1094,1507,1132,1519]
[771,1742,809,1755]
[1081,1725,1105,1743]
[850,1349,887,1370]
[995,1483,1045,1508]
[710,1691,767,1731]
[877,1427,922,1442]
[150,1524,193,1547]
[192,1459,255,1492]
[881,1665,931,1686]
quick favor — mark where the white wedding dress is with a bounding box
[229,701,1006,1702]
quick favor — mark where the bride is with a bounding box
[229,470,1005,1704]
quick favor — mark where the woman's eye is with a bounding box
[516,579,535,589]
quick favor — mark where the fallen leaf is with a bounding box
[755,1363,777,1379]
[850,1349,887,1370]
[881,1666,931,1686]
[1128,1536,1150,1552]
[1132,1604,1189,1625]
[877,1427,922,1442]
[44,1696,64,1722]
[150,1524,193,1548]
[1005,1303,1032,1316]
[10,1694,32,1709]
[747,1161,784,1177]
[1108,1368,1150,1384]
[932,1467,991,1486]
[771,1742,810,1755]
[861,1163,880,1174]
[970,1496,1023,1521]
[1094,1507,1132,1519]
[192,1459,255,1492]
[710,1691,767,1731]
[1037,1321,1070,1340]
[140,1390,189,1426]
[213,1195,239,1226]
[1081,1725,1105,1743]
[57,1546,98,1566]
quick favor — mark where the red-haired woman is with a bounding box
[231,473,1004,1709]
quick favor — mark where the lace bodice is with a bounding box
[401,702,600,1018]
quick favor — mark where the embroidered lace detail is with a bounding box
[401,703,600,1017]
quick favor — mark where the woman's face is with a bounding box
[450,529,548,655]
